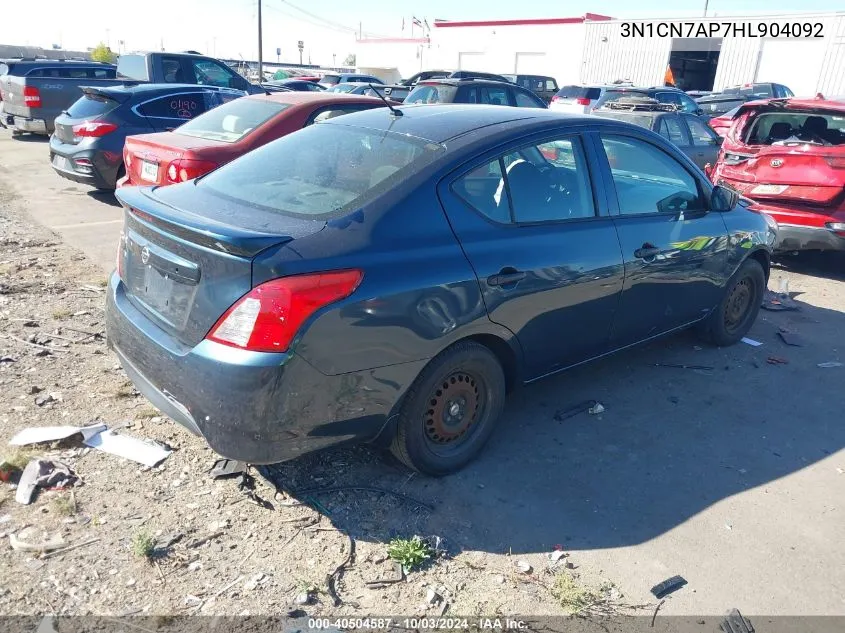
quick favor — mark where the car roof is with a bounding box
[246,91,389,107]
[91,83,239,96]
[321,103,592,144]
[3,59,113,67]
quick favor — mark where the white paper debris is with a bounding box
[9,424,106,446]
[818,362,844,368]
[741,337,762,347]
[83,429,171,467]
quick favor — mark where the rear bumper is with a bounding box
[49,135,122,190]
[774,224,845,253]
[105,273,425,464]
[12,116,48,134]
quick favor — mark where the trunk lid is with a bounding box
[124,132,236,186]
[115,184,327,347]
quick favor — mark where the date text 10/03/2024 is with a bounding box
[307,618,530,630]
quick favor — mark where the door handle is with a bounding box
[634,244,661,259]
[488,268,526,287]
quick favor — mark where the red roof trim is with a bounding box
[433,13,612,28]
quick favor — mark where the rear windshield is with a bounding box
[725,85,774,98]
[600,90,648,104]
[745,111,845,146]
[322,74,340,85]
[405,84,457,104]
[67,93,120,119]
[594,111,655,129]
[199,123,444,217]
[176,98,289,143]
[556,86,602,99]
[368,86,410,100]
[697,98,747,115]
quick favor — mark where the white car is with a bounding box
[549,84,625,114]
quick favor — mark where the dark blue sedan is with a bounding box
[106,105,777,475]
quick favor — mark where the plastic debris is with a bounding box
[549,550,567,563]
[588,402,605,415]
[15,459,77,505]
[10,526,66,552]
[720,608,754,633]
[761,289,799,312]
[553,400,597,422]
[777,329,802,347]
[650,575,687,598]
[655,363,714,370]
[9,423,106,446]
[818,362,844,368]
[741,337,762,347]
[766,356,789,365]
[426,588,442,604]
[209,458,246,479]
[516,560,533,573]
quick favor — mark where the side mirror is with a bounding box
[710,184,738,212]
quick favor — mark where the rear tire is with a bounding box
[698,258,765,346]
[390,341,506,476]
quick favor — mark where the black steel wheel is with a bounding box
[699,257,765,346]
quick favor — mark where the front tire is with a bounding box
[390,341,506,476]
[699,258,765,346]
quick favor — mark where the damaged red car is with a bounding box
[706,97,845,252]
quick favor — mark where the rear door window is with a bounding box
[136,91,219,121]
[514,90,545,108]
[480,85,510,106]
[658,116,689,145]
[545,79,558,91]
[161,57,188,83]
[405,84,457,104]
[684,114,719,145]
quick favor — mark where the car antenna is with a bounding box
[369,83,403,117]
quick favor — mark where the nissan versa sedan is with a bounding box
[106,105,776,475]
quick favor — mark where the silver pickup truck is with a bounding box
[0,59,119,135]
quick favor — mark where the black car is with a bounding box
[106,104,775,475]
[404,78,546,108]
[721,83,794,99]
[49,83,244,191]
[327,83,411,102]
[263,79,325,92]
[593,98,722,169]
[402,70,510,86]
[695,92,757,121]
[597,86,703,115]
[501,74,559,103]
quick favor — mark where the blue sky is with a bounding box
[15,0,845,65]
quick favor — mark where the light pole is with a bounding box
[257,0,263,80]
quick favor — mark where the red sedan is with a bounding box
[119,92,390,187]
[706,97,845,253]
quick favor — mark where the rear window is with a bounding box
[556,86,602,100]
[67,93,120,119]
[725,85,774,98]
[745,111,845,146]
[697,98,747,115]
[200,123,443,217]
[176,98,289,143]
[405,84,457,104]
[600,90,648,104]
[327,84,358,93]
[322,74,340,85]
[594,111,655,129]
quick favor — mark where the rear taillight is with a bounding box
[551,96,562,103]
[206,270,363,353]
[72,121,117,137]
[576,97,591,106]
[824,157,845,169]
[123,147,133,169]
[723,152,751,166]
[166,158,219,183]
[23,86,41,108]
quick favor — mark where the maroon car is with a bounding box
[120,92,390,187]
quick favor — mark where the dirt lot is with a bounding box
[1,129,844,618]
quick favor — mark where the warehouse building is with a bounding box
[357,10,845,96]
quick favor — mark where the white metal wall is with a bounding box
[583,13,845,95]
[428,23,586,83]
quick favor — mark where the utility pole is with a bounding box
[703,0,709,16]
[257,0,263,81]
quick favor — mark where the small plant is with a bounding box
[114,384,136,399]
[1,447,34,472]
[52,308,72,320]
[551,571,604,614]
[131,530,156,560]
[52,493,77,516]
[387,535,431,571]
[97,278,109,288]
[136,406,160,419]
